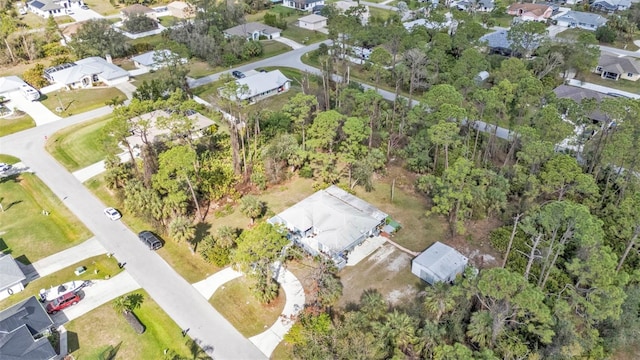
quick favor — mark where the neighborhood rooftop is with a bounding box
[235,70,291,100]
[44,57,129,85]
[0,255,26,290]
[555,11,607,28]
[412,242,468,284]
[598,54,640,75]
[224,22,281,37]
[0,297,53,336]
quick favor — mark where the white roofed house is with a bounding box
[43,57,129,89]
[298,14,327,31]
[412,242,468,285]
[268,185,388,268]
[283,0,325,12]
[0,255,26,301]
[223,22,282,41]
[554,11,607,31]
[220,70,291,103]
[131,50,187,71]
[27,0,84,17]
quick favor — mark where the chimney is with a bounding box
[105,54,113,63]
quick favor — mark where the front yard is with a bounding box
[0,172,92,263]
[578,72,640,95]
[0,112,35,137]
[65,290,194,359]
[40,87,125,117]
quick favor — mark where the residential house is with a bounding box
[479,29,542,57]
[120,4,155,20]
[0,255,26,301]
[555,11,607,30]
[44,57,129,89]
[282,0,325,11]
[222,70,291,103]
[268,185,388,268]
[0,297,56,360]
[0,77,26,99]
[553,85,612,122]
[223,22,281,40]
[333,1,370,25]
[131,50,187,71]
[412,242,468,285]
[591,0,631,12]
[298,14,327,30]
[477,0,495,12]
[403,13,453,31]
[166,1,195,18]
[507,3,553,22]
[594,54,640,81]
[27,0,84,17]
[124,109,216,147]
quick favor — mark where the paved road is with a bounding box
[0,111,265,359]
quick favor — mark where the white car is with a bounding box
[0,163,12,172]
[104,207,122,221]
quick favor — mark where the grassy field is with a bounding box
[65,290,194,359]
[369,7,395,21]
[0,254,121,309]
[18,13,45,29]
[0,113,36,137]
[210,276,285,337]
[0,173,92,263]
[158,15,179,27]
[83,0,121,15]
[281,27,327,45]
[84,173,221,283]
[40,88,125,117]
[45,115,118,172]
[578,72,640,95]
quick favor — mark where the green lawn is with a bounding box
[84,173,221,283]
[210,276,285,337]
[0,113,36,137]
[369,7,395,21]
[579,72,640,95]
[18,13,45,29]
[40,88,125,117]
[556,28,640,51]
[0,173,92,263]
[158,15,179,27]
[0,254,122,310]
[281,27,327,45]
[45,115,118,172]
[83,0,120,16]
[65,290,195,359]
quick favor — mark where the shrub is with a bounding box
[122,14,159,34]
[595,26,616,43]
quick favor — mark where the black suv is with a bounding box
[231,70,245,79]
[138,231,163,250]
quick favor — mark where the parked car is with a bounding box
[65,9,74,14]
[138,231,163,250]
[80,4,89,9]
[46,292,81,314]
[232,70,245,79]
[0,163,12,172]
[103,207,122,221]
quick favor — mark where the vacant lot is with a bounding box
[0,254,121,309]
[41,88,125,117]
[210,276,285,337]
[65,290,193,359]
[0,113,35,137]
[46,115,117,172]
[0,173,91,263]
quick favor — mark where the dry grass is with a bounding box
[40,87,125,117]
[83,0,121,15]
[210,276,286,337]
[0,59,50,77]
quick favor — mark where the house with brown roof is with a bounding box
[120,4,155,20]
[507,3,553,22]
[594,54,640,81]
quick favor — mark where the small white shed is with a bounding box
[412,242,468,285]
[298,14,327,31]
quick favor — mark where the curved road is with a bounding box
[0,108,265,358]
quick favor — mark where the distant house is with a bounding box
[131,50,187,71]
[477,0,495,12]
[44,57,130,89]
[412,242,468,285]
[125,109,216,147]
[0,76,26,98]
[594,54,640,81]
[0,296,56,360]
[479,29,542,57]
[555,11,607,30]
[591,0,631,12]
[120,4,155,20]
[268,185,388,268]
[0,255,26,301]
[27,0,84,17]
[333,1,370,24]
[222,70,291,103]
[166,1,195,18]
[223,22,281,41]
[282,0,325,11]
[553,85,612,122]
[403,13,453,31]
[507,3,553,22]
[298,14,327,30]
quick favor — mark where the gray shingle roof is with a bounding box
[599,54,640,75]
[0,297,53,337]
[224,22,281,38]
[235,70,291,100]
[556,11,607,28]
[0,325,56,360]
[0,255,26,290]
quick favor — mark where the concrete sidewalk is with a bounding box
[72,152,132,183]
[274,37,303,50]
[51,271,141,325]
[566,79,639,99]
[192,267,243,300]
[24,237,107,279]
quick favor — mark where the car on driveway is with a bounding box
[0,163,11,172]
[232,70,245,79]
[104,207,122,221]
[138,231,163,250]
[80,4,89,9]
[46,292,81,314]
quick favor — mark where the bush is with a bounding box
[122,14,159,34]
[595,26,617,43]
[299,165,314,178]
[123,310,145,334]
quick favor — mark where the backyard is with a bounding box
[40,87,126,117]
[65,290,194,359]
[0,172,92,263]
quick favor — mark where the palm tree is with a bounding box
[240,196,265,225]
[112,293,144,314]
[216,226,238,248]
[376,310,420,357]
[359,289,387,322]
[169,215,197,251]
[423,282,456,322]
[466,310,493,349]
